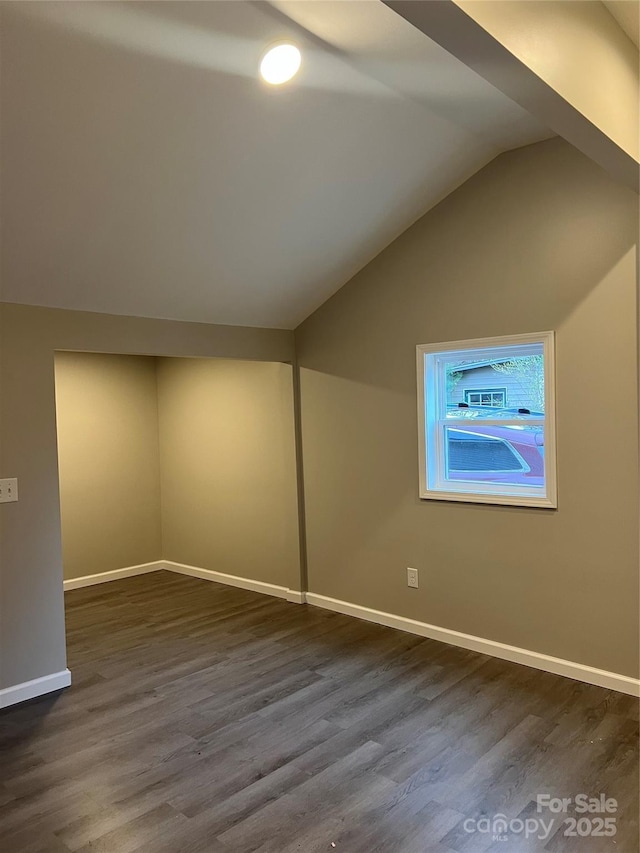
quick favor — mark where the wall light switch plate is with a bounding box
[0,478,18,503]
[407,567,419,589]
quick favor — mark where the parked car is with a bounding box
[446,403,544,419]
[445,406,545,485]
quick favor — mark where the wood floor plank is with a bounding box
[0,570,637,852]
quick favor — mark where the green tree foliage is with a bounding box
[491,355,544,412]
[446,368,463,397]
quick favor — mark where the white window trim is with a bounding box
[416,331,557,509]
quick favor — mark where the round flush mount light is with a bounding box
[259,43,301,85]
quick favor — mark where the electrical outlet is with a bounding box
[0,478,18,503]
[407,567,419,589]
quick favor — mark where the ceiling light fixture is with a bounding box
[259,43,301,85]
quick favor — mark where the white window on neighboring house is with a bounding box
[463,388,507,407]
[416,332,557,508]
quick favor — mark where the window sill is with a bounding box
[419,489,557,509]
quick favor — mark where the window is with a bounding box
[416,332,556,507]
[464,388,507,407]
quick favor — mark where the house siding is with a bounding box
[450,365,538,410]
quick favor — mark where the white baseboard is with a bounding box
[285,589,306,604]
[63,558,305,604]
[63,561,164,590]
[61,562,637,696]
[162,560,304,604]
[0,669,72,709]
[305,593,640,698]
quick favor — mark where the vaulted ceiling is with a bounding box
[0,1,552,329]
[604,0,639,47]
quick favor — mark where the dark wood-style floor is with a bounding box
[0,572,637,852]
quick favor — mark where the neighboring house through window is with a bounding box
[416,331,557,508]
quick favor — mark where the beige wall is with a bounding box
[54,352,162,579]
[52,353,299,588]
[296,138,639,678]
[157,358,300,590]
[0,304,294,689]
